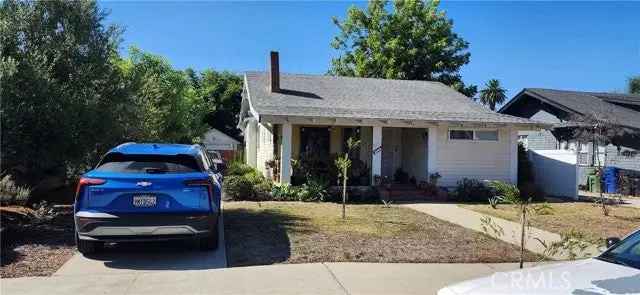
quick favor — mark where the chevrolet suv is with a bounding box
[73,143,221,254]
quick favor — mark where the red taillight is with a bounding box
[184,179,213,198]
[75,177,106,197]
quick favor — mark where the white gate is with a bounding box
[528,150,579,199]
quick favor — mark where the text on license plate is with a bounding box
[133,195,157,207]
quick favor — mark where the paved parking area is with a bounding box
[55,213,226,276]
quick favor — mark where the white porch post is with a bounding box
[371,126,382,185]
[509,127,518,184]
[427,126,438,176]
[280,123,292,184]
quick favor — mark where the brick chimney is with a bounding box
[269,51,280,93]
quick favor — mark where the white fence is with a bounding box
[528,149,579,199]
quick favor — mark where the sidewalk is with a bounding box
[2,262,539,295]
[402,203,600,260]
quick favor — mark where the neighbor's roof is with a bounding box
[110,143,201,155]
[243,72,541,126]
[501,88,640,130]
[203,128,241,145]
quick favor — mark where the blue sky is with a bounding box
[101,1,640,101]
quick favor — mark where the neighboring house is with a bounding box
[238,52,545,187]
[500,88,640,172]
[201,128,241,161]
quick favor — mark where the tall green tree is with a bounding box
[479,79,507,111]
[629,76,640,95]
[330,0,477,97]
[194,70,243,140]
[1,0,131,183]
[117,47,208,143]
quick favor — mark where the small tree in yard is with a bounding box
[487,181,531,269]
[335,137,360,219]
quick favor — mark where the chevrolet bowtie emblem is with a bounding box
[136,181,152,187]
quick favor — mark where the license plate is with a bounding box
[133,195,156,208]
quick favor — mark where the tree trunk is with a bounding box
[342,166,347,219]
[520,204,526,269]
[594,136,609,216]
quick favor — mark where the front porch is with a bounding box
[244,116,521,192]
[245,119,440,188]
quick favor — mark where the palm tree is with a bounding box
[629,76,640,94]
[479,79,507,111]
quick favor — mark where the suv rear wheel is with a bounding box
[76,233,103,254]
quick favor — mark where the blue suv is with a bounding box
[74,143,221,254]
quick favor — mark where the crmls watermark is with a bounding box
[490,270,572,290]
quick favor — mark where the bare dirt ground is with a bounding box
[1,206,76,278]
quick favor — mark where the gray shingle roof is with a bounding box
[244,72,541,126]
[523,88,640,130]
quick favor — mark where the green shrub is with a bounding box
[0,174,30,206]
[451,178,492,202]
[298,177,329,202]
[223,164,272,201]
[226,161,256,177]
[271,183,298,201]
[223,175,255,200]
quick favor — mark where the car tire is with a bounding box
[76,233,103,254]
[199,229,219,251]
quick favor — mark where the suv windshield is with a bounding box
[96,153,201,173]
[598,230,640,270]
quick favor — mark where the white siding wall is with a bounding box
[256,122,275,177]
[436,124,514,187]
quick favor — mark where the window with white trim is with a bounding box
[449,129,499,141]
[475,130,499,141]
[449,130,474,140]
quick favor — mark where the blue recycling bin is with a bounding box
[603,166,618,194]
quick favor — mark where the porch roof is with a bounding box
[243,72,547,129]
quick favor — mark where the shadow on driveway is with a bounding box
[83,239,225,271]
[224,207,304,267]
[55,214,226,275]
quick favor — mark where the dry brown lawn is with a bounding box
[224,201,540,267]
[462,202,640,242]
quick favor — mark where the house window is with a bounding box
[449,130,474,140]
[449,129,499,141]
[475,130,499,141]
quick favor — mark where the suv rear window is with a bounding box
[96,153,202,173]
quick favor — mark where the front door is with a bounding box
[381,128,400,178]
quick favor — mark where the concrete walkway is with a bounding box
[3,262,542,295]
[621,197,640,209]
[55,211,227,276]
[402,203,600,260]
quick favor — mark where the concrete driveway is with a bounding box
[3,262,536,295]
[55,213,226,276]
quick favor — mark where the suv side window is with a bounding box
[197,151,210,171]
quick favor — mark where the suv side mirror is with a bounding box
[606,237,621,248]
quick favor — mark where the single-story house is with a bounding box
[238,52,546,187]
[201,128,241,161]
[500,88,640,172]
